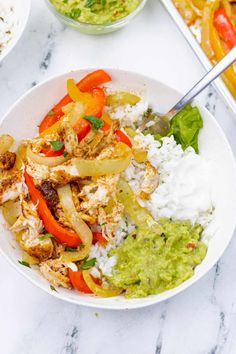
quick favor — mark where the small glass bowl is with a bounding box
[45,0,147,35]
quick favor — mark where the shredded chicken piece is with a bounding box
[71,183,96,224]
[139,162,159,200]
[39,259,71,289]
[53,201,74,229]
[58,119,78,156]
[79,174,120,216]
[75,123,118,159]
[0,171,25,205]
[0,152,16,170]
[10,199,53,261]
[97,202,124,239]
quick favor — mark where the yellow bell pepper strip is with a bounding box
[221,0,232,19]
[57,184,92,262]
[24,171,81,247]
[117,178,163,234]
[82,270,121,297]
[38,70,111,133]
[210,21,236,97]
[201,0,220,60]
[39,102,86,138]
[173,0,197,26]
[191,0,204,10]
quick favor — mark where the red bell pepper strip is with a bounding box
[114,130,132,148]
[92,232,107,246]
[69,268,92,294]
[77,69,111,92]
[73,87,106,141]
[75,119,91,142]
[40,146,65,157]
[85,87,106,118]
[39,70,111,133]
[24,170,81,247]
[69,268,101,294]
[214,8,236,50]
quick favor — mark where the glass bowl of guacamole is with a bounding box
[45,0,147,34]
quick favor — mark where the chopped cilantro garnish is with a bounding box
[63,151,68,158]
[84,115,104,130]
[47,110,55,116]
[85,0,95,8]
[49,140,64,151]
[38,233,53,241]
[80,257,96,270]
[50,285,57,292]
[65,247,77,252]
[18,260,31,268]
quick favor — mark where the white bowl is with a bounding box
[0,0,31,63]
[1,69,236,310]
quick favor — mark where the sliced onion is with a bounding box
[57,184,92,262]
[75,142,132,177]
[2,200,21,226]
[26,146,69,167]
[0,134,14,155]
[82,270,121,297]
[117,177,163,234]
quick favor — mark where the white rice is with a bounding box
[105,88,148,127]
[88,98,214,278]
[0,2,17,55]
[126,133,214,229]
[89,217,135,278]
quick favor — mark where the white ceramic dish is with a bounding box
[0,68,236,310]
[0,0,31,63]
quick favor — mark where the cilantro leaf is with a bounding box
[65,247,77,252]
[47,110,55,116]
[63,151,68,158]
[49,140,64,151]
[38,233,54,241]
[80,257,96,270]
[84,115,104,130]
[18,260,31,268]
[50,285,57,292]
[85,0,95,8]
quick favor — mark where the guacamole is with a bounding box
[109,219,207,298]
[50,0,140,25]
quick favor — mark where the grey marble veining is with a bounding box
[1,1,236,353]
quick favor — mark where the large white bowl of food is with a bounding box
[0,0,31,62]
[0,68,235,310]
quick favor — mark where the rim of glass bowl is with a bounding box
[45,0,148,30]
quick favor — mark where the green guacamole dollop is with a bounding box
[109,219,207,298]
[50,0,140,25]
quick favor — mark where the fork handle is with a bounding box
[169,46,236,115]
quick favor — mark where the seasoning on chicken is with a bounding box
[38,181,59,208]
[39,259,72,288]
[0,171,25,205]
[0,151,16,170]
[10,199,53,261]
[139,162,159,200]
[97,201,124,239]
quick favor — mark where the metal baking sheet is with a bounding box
[160,0,236,116]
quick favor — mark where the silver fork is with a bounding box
[157,46,236,119]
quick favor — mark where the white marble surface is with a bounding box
[1,1,236,353]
